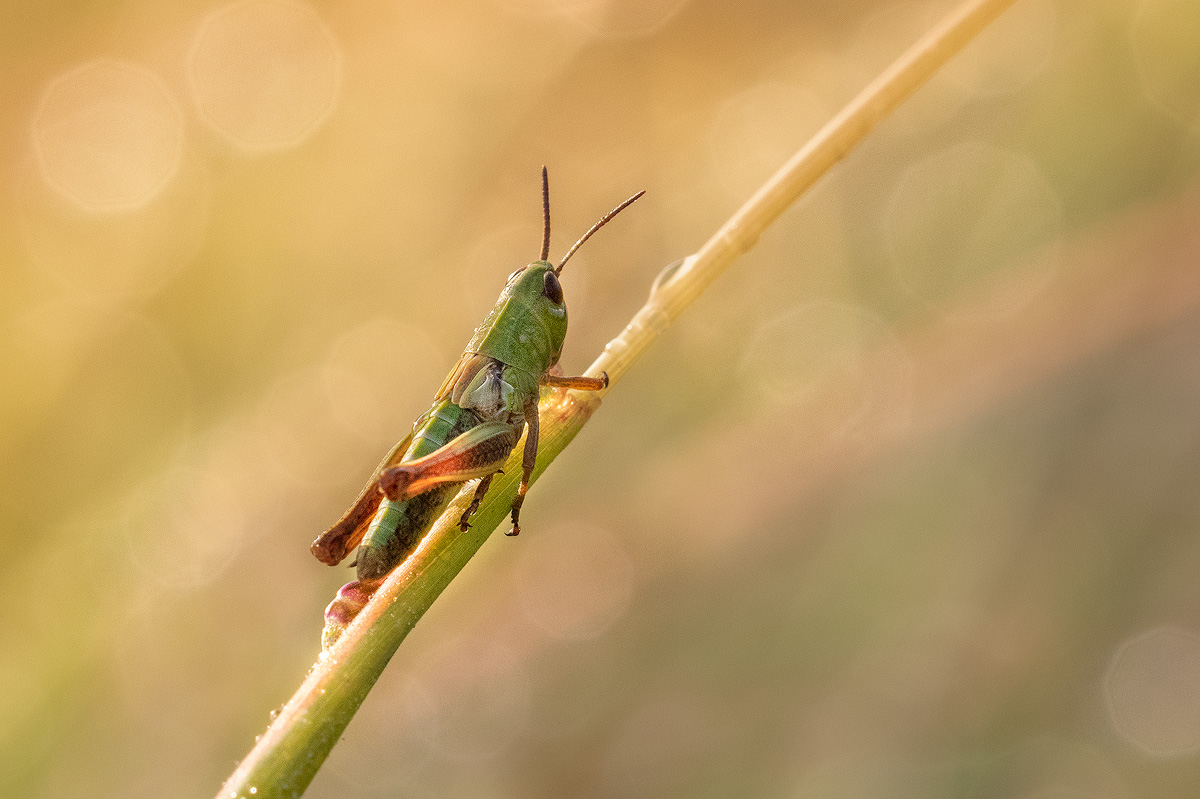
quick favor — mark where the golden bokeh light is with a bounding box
[1133,0,1200,131]
[885,141,1062,319]
[32,60,184,213]
[124,465,247,589]
[20,149,211,297]
[1105,626,1200,758]
[739,300,912,442]
[188,0,342,150]
[321,317,449,444]
[498,0,693,38]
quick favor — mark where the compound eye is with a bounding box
[542,270,563,305]
[507,267,524,283]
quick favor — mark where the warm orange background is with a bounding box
[4,0,1200,796]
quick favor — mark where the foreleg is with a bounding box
[507,400,540,536]
[539,371,608,391]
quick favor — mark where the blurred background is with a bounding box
[3,0,1200,796]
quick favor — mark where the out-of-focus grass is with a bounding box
[4,0,1200,797]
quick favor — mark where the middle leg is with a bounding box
[459,472,496,532]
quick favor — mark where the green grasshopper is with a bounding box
[312,168,642,599]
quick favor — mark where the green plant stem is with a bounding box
[217,0,1017,795]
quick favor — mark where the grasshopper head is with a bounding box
[464,260,568,374]
[465,169,642,374]
[495,260,569,367]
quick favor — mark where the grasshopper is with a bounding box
[312,168,642,591]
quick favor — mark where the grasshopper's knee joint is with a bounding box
[311,539,338,566]
[600,371,609,388]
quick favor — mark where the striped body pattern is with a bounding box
[355,354,538,580]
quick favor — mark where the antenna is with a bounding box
[540,166,551,262]
[556,189,645,275]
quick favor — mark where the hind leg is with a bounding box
[379,420,518,501]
